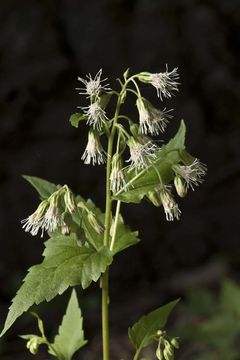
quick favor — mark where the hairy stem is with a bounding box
[101,88,124,360]
[101,74,138,360]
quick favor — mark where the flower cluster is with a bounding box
[155,330,179,360]
[77,69,111,164]
[21,186,76,237]
[75,67,206,222]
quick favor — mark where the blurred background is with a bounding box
[0,0,240,359]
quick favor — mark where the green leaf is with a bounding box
[49,289,87,360]
[129,299,180,351]
[1,234,112,336]
[23,175,59,200]
[69,113,87,128]
[114,120,186,203]
[111,214,140,255]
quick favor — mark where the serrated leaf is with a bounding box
[129,299,180,351]
[49,289,87,360]
[1,234,112,336]
[114,120,186,203]
[69,113,87,128]
[23,175,60,200]
[111,214,140,255]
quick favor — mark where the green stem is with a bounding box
[101,86,125,360]
[110,200,121,251]
[133,347,142,360]
[101,268,110,360]
[101,75,139,360]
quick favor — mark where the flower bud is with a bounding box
[174,175,187,197]
[64,188,76,214]
[110,154,126,193]
[26,336,43,355]
[163,341,175,360]
[170,338,179,349]
[87,211,105,234]
[148,190,162,207]
[156,345,164,360]
[160,187,181,221]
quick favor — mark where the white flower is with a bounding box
[137,98,173,135]
[173,159,207,190]
[110,154,126,193]
[138,65,180,100]
[81,130,106,165]
[76,69,111,99]
[41,203,62,233]
[160,187,181,221]
[127,136,157,170]
[21,200,48,237]
[81,101,107,131]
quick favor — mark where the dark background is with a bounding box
[0,0,240,359]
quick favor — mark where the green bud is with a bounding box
[87,212,104,234]
[123,68,130,81]
[174,175,187,197]
[170,338,179,349]
[130,123,139,138]
[64,188,76,214]
[148,190,162,207]
[163,347,174,360]
[156,345,163,360]
[25,336,43,355]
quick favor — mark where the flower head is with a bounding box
[21,186,76,237]
[21,200,48,237]
[138,65,180,100]
[160,186,181,221]
[81,101,107,131]
[127,136,157,171]
[173,159,207,190]
[174,175,187,198]
[41,198,62,233]
[137,98,173,135]
[82,130,106,165]
[76,69,111,99]
[110,154,127,193]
